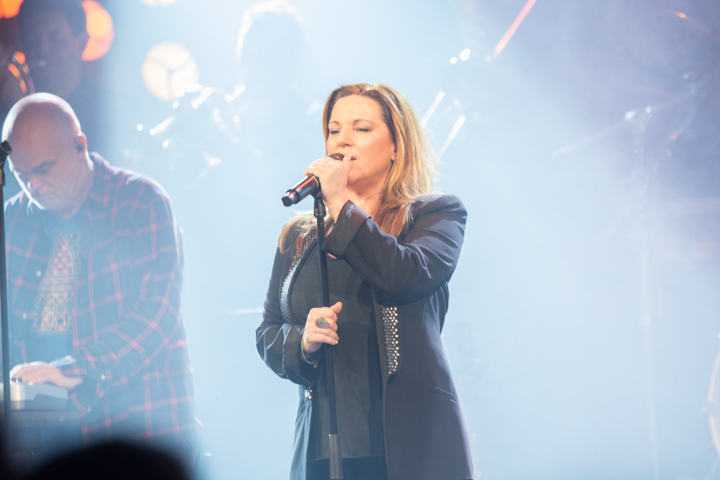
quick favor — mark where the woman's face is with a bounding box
[326,94,395,194]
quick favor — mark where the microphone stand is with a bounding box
[0,140,12,458]
[312,192,342,479]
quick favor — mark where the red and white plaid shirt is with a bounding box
[5,154,196,450]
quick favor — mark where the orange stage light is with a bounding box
[0,0,22,19]
[81,0,114,61]
[8,51,33,94]
[0,1,113,60]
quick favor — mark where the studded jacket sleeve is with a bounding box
[256,243,321,387]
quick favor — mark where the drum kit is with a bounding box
[548,8,720,468]
[126,83,244,200]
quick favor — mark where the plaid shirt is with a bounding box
[5,154,195,450]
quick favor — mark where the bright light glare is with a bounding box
[494,0,538,54]
[0,0,22,19]
[82,0,114,61]
[137,0,178,6]
[142,42,199,102]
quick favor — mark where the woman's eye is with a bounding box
[356,127,370,132]
[329,130,339,135]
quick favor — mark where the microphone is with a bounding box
[281,153,343,207]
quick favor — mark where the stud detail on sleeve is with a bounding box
[281,231,317,324]
[381,304,400,375]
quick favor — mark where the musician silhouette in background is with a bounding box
[233,0,322,159]
[1,93,197,465]
[0,0,109,174]
[175,0,325,316]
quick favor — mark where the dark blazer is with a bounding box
[257,193,474,480]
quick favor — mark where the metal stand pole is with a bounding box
[631,109,660,480]
[313,194,342,479]
[0,140,12,458]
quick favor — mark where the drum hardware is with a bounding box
[552,74,703,158]
[552,72,706,480]
[422,47,494,163]
[549,16,717,471]
[130,84,243,193]
[147,84,242,155]
[1,42,35,101]
[6,51,35,96]
[708,348,720,459]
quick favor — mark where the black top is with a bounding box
[291,243,384,461]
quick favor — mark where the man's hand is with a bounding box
[10,362,83,390]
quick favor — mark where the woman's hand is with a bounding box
[305,155,352,221]
[302,301,342,354]
[10,362,83,390]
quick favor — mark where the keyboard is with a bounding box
[0,382,69,410]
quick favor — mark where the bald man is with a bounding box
[1,93,196,461]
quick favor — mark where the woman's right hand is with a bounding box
[302,302,342,354]
[304,155,351,222]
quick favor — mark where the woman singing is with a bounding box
[256,83,474,480]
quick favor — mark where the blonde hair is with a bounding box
[279,82,436,253]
